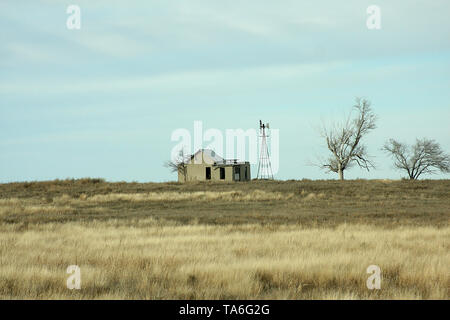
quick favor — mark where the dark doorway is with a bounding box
[234,166,240,181]
[206,167,211,180]
[220,167,225,180]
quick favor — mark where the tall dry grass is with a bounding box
[0,220,448,299]
[85,190,294,202]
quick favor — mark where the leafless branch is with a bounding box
[164,148,191,182]
[383,138,450,180]
[318,97,377,180]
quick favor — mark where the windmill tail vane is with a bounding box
[257,119,274,180]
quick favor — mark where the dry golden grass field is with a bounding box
[0,179,449,299]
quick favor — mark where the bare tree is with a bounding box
[318,98,377,180]
[164,149,191,182]
[383,138,450,180]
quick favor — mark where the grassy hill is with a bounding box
[1,179,449,227]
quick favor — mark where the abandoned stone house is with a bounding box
[178,149,251,182]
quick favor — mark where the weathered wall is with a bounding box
[177,150,251,182]
[178,164,250,182]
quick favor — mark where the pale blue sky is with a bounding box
[1,0,449,182]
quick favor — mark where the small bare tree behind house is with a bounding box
[383,138,450,180]
[164,149,191,182]
[318,98,377,180]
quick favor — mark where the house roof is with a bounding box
[191,149,249,166]
[191,149,224,163]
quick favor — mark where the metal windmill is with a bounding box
[257,120,274,180]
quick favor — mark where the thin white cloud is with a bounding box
[0,61,344,95]
[72,33,152,57]
[0,128,151,146]
[5,43,55,63]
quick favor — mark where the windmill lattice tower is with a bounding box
[257,120,274,180]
